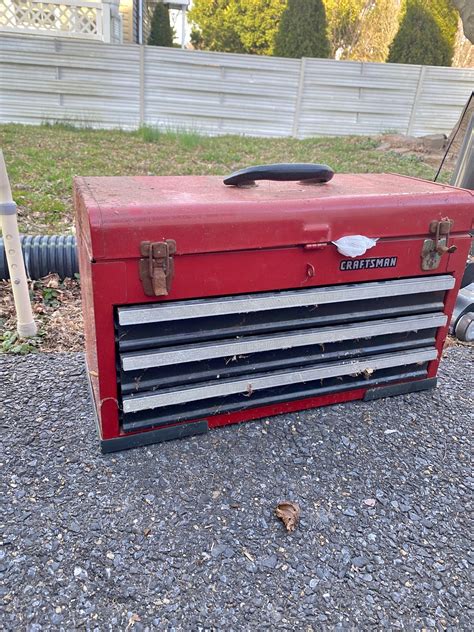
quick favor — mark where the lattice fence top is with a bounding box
[0,0,121,41]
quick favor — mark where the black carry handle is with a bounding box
[223,163,334,186]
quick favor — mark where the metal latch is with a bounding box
[421,219,457,270]
[139,240,176,296]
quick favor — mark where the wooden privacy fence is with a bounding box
[1,33,473,137]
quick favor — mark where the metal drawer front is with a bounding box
[123,348,437,413]
[115,276,452,432]
[121,313,445,371]
[118,275,454,325]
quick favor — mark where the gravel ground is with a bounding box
[1,347,473,631]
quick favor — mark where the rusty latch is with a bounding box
[421,219,457,270]
[139,240,176,296]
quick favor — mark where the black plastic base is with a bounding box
[363,377,437,401]
[101,420,209,454]
[85,358,209,454]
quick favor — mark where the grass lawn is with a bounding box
[0,123,450,353]
[0,123,443,235]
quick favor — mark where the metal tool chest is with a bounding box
[74,168,473,452]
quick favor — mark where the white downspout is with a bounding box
[181,6,186,49]
[0,150,37,338]
[138,0,143,44]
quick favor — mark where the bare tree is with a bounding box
[325,0,401,62]
[350,0,401,62]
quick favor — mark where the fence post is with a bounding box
[101,0,112,43]
[292,57,306,138]
[139,44,145,127]
[96,7,103,41]
[407,65,427,136]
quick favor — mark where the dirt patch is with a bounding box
[376,134,454,170]
[377,93,473,178]
[0,274,83,353]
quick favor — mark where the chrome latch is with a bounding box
[139,240,176,296]
[421,219,457,270]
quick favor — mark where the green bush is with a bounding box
[189,0,285,55]
[148,3,174,47]
[274,0,331,59]
[387,0,458,66]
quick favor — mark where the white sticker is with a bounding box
[332,235,378,258]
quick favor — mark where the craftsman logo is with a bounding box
[340,256,398,271]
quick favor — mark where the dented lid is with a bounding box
[74,173,474,261]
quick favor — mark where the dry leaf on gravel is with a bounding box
[275,501,300,532]
[125,613,141,630]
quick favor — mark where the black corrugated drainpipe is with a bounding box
[0,235,78,281]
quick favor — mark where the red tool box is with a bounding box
[74,165,473,453]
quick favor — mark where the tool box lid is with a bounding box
[74,173,473,261]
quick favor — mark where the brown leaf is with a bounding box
[125,613,141,630]
[275,501,300,532]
